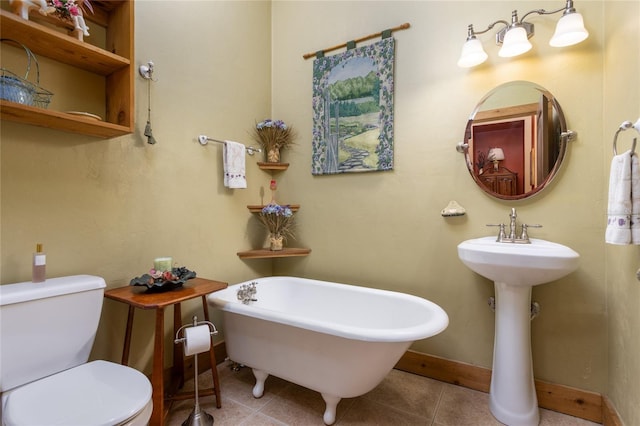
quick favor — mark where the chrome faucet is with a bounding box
[487,208,542,244]
[508,208,518,240]
[237,282,258,304]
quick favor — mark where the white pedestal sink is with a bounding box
[457,236,579,426]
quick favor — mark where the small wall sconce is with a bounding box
[488,147,505,171]
[457,0,589,68]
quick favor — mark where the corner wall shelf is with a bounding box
[247,204,300,213]
[257,162,289,171]
[237,248,312,259]
[239,158,309,260]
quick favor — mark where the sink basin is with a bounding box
[457,236,580,426]
[457,236,580,286]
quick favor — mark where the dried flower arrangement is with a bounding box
[258,203,295,241]
[253,119,296,162]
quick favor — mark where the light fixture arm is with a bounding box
[519,5,569,23]
[467,20,509,39]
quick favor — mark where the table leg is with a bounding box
[202,296,222,408]
[121,305,135,366]
[173,302,184,390]
[151,307,165,426]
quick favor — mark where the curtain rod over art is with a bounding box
[302,22,411,60]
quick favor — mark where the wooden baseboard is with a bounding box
[395,350,603,424]
[602,396,624,426]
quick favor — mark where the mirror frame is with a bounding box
[460,81,573,200]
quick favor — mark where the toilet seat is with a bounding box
[3,360,152,426]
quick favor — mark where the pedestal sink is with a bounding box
[457,236,579,426]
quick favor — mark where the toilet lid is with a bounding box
[4,360,152,426]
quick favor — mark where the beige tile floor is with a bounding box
[166,361,601,426]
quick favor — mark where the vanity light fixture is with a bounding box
[457,0,589,68]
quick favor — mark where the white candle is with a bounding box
[154,257,172,272]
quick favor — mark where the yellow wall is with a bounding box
[1,1,638,424]
[604,2,640,425]
[272,0,606,390]
[1,0,274,371]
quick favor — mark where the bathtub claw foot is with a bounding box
[252,368,269,398]
[321,393,341,425]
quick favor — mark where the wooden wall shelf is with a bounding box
[257,162,289,171]
[240,159,310,260]
[247,204,300,213]
[0,2,134,138]
[237,248,311,259]
[0,101,132,138]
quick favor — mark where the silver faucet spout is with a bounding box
[508,208,517,240]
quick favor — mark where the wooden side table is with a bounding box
[104,277,228,426]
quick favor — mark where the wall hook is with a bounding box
[139,61,156,81]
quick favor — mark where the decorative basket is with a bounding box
[0,39,53,109]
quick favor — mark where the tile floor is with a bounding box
[166,361,601,426]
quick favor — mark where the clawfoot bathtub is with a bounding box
[207,276,448,425]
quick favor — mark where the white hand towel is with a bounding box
[631,153,640,243]
[223,140,247,189]
[605,150,636,244]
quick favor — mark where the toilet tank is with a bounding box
[0,275,106,393]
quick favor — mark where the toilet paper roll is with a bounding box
[183,325,211,356]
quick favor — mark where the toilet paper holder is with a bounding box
[174,315,218,426]
[174,315,218,347]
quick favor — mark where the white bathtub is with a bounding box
[207,276,448,425]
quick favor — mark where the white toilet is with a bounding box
[0,275,153,426]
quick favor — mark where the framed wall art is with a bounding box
[311,37,395,175]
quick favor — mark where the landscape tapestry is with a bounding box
[311,37,395,175]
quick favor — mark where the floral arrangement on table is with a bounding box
[258,203,295,250]
[253,119,296,163]
[129,266,196,293]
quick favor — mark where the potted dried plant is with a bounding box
[257,203,295,250]
[253,119,295,163]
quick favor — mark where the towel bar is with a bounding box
[197,135,262,155]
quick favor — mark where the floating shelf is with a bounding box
[237,248,312,259]
[247,204,300,213]
[257,162,289,171]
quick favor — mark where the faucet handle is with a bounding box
[520,223,542,241]
[487,223,507,241]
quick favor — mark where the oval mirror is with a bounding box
[460,81,574,200]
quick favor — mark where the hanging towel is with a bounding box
[632,153,640,243]
[223,140,247,189]
[606,150,640,244]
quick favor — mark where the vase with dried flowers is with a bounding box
[258,203,295,251]
[253,119,295,163]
